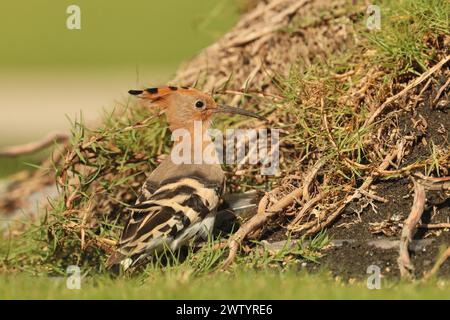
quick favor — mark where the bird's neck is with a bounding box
[170,120,220,165]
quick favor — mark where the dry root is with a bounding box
[398,179,426,280]
[398,175,450,280]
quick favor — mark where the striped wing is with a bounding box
[107,177,222,268]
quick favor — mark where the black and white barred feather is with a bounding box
[106,174,224,269]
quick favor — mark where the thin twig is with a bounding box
[418,223,450,229]
[303,202,345,236]
[365,55,450,127]
[222,179,307,268]
[299,148,398,235]
[413,173,450,191]
[359,189,388,203]
[398,179,426,280]
[346,149,399,204]
[376,160,435,176]
[423,247,450,280]
[221,192,271,269]
[433,77,450,104]
[302,158,325,201]
[288,192,325,229]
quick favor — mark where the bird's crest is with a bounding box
[129,86,204,102]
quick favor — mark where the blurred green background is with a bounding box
[0,0,238,177]
[0,0,237,68]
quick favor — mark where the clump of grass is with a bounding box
[366,0,449,74]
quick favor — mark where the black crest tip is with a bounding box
[128,90,143,95]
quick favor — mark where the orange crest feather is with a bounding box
[128,86,206,109]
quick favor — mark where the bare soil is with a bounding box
[261,78,450,280]
[308,85,449,280]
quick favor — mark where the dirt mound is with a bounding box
[174,0,358,93]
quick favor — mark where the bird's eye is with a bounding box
[195,100,205,109]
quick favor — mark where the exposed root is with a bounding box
[358,189,388,203]
[398,179,426,280]
[345,148,400,204]
[302,158,325,202]
[302,149,396,235]
[433,77,450,104]
[413,173,450,191]
[222,144,402,268]
[288,192,325,230]
[375,156,450,177]
[395,172,450,280]
[222,192,271,269]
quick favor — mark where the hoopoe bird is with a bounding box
[106,86,263,270]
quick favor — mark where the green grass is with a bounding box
[366,0,449,74]
[1,272,449,299]
[0,0,240,179]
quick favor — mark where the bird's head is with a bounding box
[129,86,264,131]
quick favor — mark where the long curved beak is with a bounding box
[213,105,266,121]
